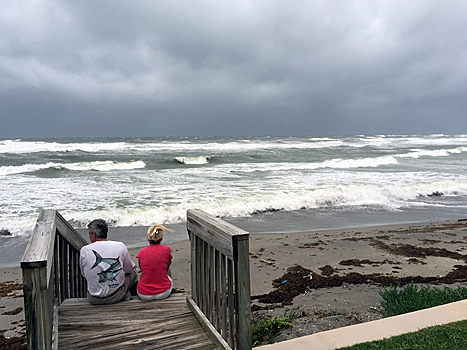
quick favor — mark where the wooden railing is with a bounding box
[20,210,88,350]
[21,209,252,349]
[186,209,252,350]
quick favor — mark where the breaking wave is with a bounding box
[174,156,211,165]
[0,160,146,176]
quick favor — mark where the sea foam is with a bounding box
[174,156,211,164]
[0,160,146,175]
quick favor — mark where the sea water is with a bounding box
[1,135,467,268]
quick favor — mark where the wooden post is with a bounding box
[54,235,60,304]
[227,258,235,348]
[234,235,252,350]
[21,209,89,350]
[220,254,227,340]
[187,209,252,350]
[21,210,57,350]
[189,230,198,303]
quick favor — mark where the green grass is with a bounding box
[337,320,467,350]
[251,284,467,348]
[252,310,298,347]
[337,283,467,349]
[378,282,467,317]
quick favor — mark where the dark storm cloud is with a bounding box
[1,0,466,137]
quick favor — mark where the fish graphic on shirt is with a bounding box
[91,250,122,284]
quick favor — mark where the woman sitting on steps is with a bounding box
[136,225,173,301]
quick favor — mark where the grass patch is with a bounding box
[378,282,467,317]
[252,310,298,347]
[337,284,467,349]
[337,320,467,350]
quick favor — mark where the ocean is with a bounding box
[1,135,467,268]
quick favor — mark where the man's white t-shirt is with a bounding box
[79,240,136,298]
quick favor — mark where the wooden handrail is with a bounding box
[21,210,88,350]
[187,209,252,350]
[20,209,252,349]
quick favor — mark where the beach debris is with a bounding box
[171,288,185,293]
[370,239,467,261]
[339,259,399,267]
[343,236,467,262]
[418,238,443,244]
[2,307,23,316]
[298,240,327,249]
[427,191,443,197]
[407,258,427,265]
[318,265,335,276]
[252,263,467,307]
[260,259,276,266]
[0,281,23,298]
[0,333,26,350]
[0,229,11,236]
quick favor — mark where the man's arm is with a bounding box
[121,244,136,273]
[79,248,86,277]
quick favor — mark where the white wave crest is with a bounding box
[0,160,146,175]
[3,136,467,156]
[64,160,146,171]
[6,177,467,242]
[174,156,211,164]
[0,139,128,154]
[319,155,398,169]
[224,155,398,173]
[0,216,35,237]
[396,147,465,159]
[0,138,346,155]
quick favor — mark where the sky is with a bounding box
[1,1,466,138]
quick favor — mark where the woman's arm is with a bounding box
[167,259,172,278]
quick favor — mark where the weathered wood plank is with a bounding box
[187,209,248,259]
[54,210,87,249]
[52,300,58,350]
[21,210,57,350]
[200,240,207,312]
[187,296,232,350]
[53,235,61,304]
[59,236,68,301]
[69,245,75,298]
[189,209,251,349]
[215,249,221,332]
[189,230,198,303]
[21,210,56,270]
[227,259,234,348]
[58,294,219,350]
[22,266,54,349]
[208,244,214,322]
[21,209,98,349]
[220,254,227,340]
[235,237,252,350]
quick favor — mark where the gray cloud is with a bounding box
[1,0,466,137]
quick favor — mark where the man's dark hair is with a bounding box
[87,219,108,239]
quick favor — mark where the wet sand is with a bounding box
[2,219,467,347]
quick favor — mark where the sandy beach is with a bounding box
[2,219,467,348]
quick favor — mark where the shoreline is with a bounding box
[2,219,467,346]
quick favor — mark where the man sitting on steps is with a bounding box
[79,219,138,305]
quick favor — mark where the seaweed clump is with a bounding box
[252,264,467,307]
